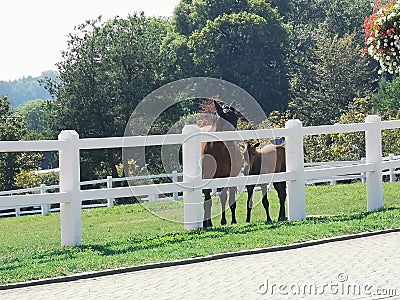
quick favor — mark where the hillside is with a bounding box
[0,70,57,106]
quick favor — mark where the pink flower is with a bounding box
[364,1,400,74]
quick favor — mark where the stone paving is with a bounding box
[1,231,399,300]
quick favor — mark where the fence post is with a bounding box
[40,184,50,215]
[106,176,114,207]
[285,119,306,221]
[172,170,179,200]
[182,125,203,230]
[148,194,158,202]
[365,115,384,211]
[365,115,383,211]
[58,130,82,247]
[388,154,395,182]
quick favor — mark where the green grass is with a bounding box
[1,182,400,285]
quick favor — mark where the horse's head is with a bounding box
[213,100,239,130]
[242,141,260,175]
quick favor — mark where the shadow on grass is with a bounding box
[17,207,399,262]
[83,207,400,257]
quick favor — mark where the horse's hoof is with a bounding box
[231,220,237,225]
[203,220,212,228]
[266,219,273,224]
[221,218,227,226]
[246,218,251,223]
[278,216,287,222]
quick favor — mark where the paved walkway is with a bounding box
[1,231,399,300]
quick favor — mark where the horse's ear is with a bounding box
[214,100,224,117]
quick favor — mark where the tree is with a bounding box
[172,0,290,36]
[160,30,196,82]
[0,97,25,190]
[289,31,374,125]
[283,0,378,126]
[328,96,374,161]
[188,12,290,112]
[172,0,250,36]
[286,0,373,40]
[323,0,373,40]
[0,97,35,190]
[17,99,52,137]
[373,77,400,118]
[169,0,290,113]
[45,14,169,179]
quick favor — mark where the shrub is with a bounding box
[15,170,59,189]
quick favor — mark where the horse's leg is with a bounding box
[246,185,255,223]
[203,189,213,228]
[261,184,272,223]
[220,188,227,226]
[274,181,287,221]
[229,187,237,224]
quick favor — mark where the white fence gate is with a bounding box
[1,115,400,247]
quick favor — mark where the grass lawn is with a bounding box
[1,182,399,285]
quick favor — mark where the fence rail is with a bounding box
[0,172,183,217]
[4,156,399,214]
[3,158,399,217]
[1,115,400,246]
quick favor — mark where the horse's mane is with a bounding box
[209,115,236,132]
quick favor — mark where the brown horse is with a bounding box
[201,100,242,228]
[243,141,287,223]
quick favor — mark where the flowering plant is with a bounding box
[363,1,400,74]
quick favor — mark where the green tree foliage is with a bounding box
[289,32,374,125]
[286,0,373,39]
[172,0,250,36]
[0,97,25,190]
[328,96,374,161]
[172,0,290,36]
[14,170,59,189]
[47,14,168,138]
[301,95,400,162]
[45,14,169,179]
[371,76,400,156]
[169,0,376,121]
[16,100,55,170]
[328,95,400,160]
[188,12,289,112]
[0,97,43,190]
[373,77,400,118]
[289,96,373,163]
[169,0,290,113]
[284,0,376,126]
[16,99,52,139]
[160,31,195,81]
[249,0,290,22]
[285,0,373,78]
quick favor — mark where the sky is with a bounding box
[0,0,181,81]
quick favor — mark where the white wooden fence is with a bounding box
[1,115,400,247]
[0,171,182,217]
[2,156,399,218]
[2,157,398,218]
